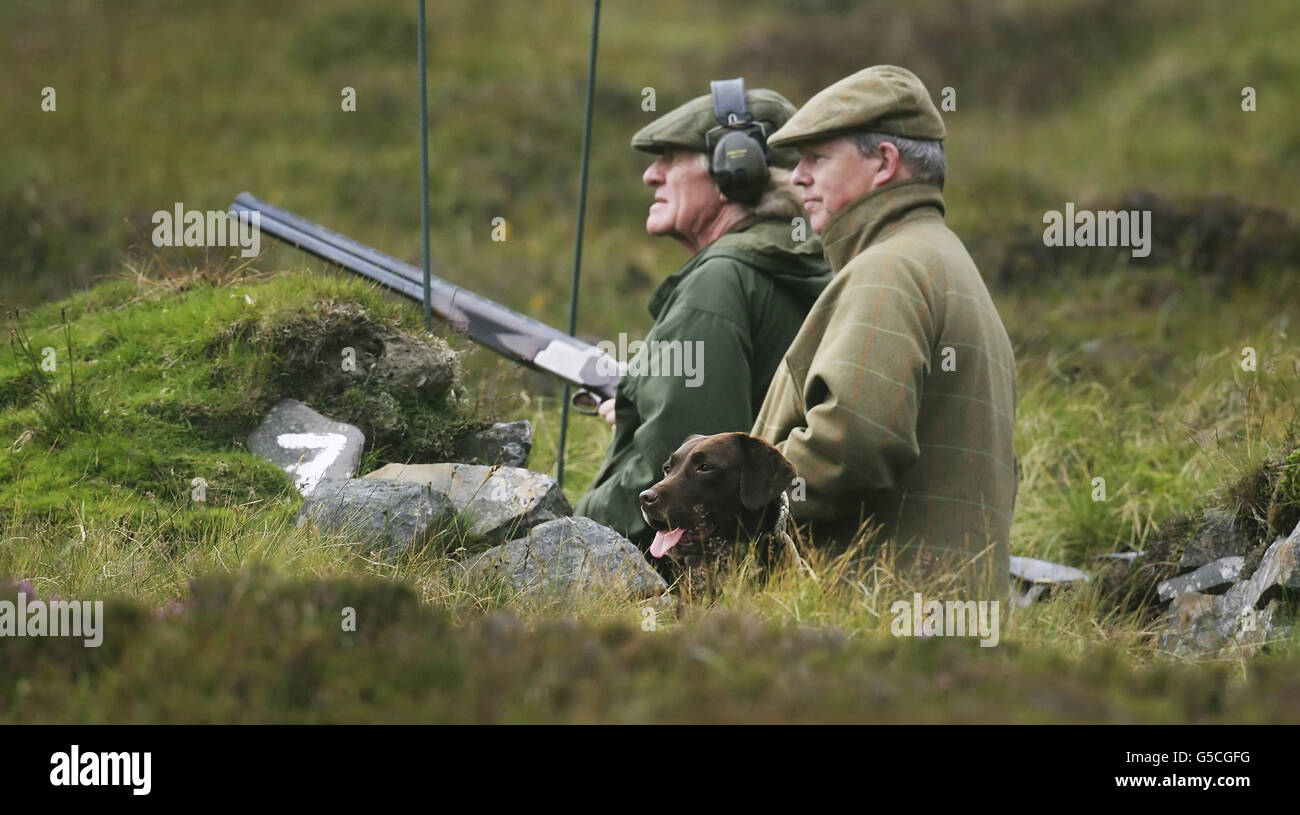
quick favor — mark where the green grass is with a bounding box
[0,263,475,535]
[1003,265,1300,564]
[2,257,1298,720]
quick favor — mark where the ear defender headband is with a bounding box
[705,77,770,205]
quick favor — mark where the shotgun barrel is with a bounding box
[229,192,619,410]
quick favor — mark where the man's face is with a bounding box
[790,136,881,233]
[642,150,726,242]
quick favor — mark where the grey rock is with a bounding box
[1235,599,1284,650]
[370,333,458,400]
[453,420,533,467]
[297,478,455,560]
[1213,536,1297,634]
[464,516,667,601]
[1007,557,1089,607]
[1286,517,1300,588]
[247,399,364,497]
[1159,592,1230,657]
[1009,556,1090,585]
[1159,520,1300,656]
[1178,509,1252,572]
[1157,556,1244,602]
[364,462,570,543]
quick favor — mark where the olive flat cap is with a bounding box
[630,87,801,169]
[767,65,946,148]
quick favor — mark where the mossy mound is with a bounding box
[0,269,478,531]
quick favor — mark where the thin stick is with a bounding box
[557,0,602,489]
[417,0,433,332]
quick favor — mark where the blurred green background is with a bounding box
[4,0,1295,316]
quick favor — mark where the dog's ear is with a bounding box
[738,434,796,511]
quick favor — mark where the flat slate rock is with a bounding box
[1214,534,1298,625]
[1159,592,1229,657]
[1009,556,1090,585]
[297,478,454,560]
[453,420,533,467]
[1159,520,1300,656]
[247,399,364,497]
[1157,556,1244,602]
[463,516,667,601]
[1159,591,1285,658]
[364,462,570,543]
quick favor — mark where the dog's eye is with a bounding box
[696,462,712,472]
[662,463,671,475]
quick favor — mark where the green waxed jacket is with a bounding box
[752,179,1018,598]
[575,218,832,549]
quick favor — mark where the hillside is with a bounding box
[1,0,1299,724]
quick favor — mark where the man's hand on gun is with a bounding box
[598,398,616,428]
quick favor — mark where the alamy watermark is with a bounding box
[1042,203,1151,258]
[596,332,703,387]
[0,592,103,647]
[152,203,260,257]
[890,592,1000,647]
[50,745,151,796]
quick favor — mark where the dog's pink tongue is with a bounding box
[650,528,685,558]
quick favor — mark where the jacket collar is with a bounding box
[819,178,946,271]
[647,214,764,318]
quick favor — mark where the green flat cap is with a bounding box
[767,65,946,149]
[630,87,801,169]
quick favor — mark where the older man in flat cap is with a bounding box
[576,81,832,553]
[751,65,1018,597]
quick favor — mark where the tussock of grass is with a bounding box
[6,307,102,442]
[0,266,474,535]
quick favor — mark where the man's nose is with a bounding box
[639,488,659,508]
[643,161,665,186]
[791,160,812,186]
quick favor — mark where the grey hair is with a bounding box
[852,132,946,190]
[748,167,803,221]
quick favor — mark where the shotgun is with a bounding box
[229,192,619,412]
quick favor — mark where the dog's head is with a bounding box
[639,432,795,560]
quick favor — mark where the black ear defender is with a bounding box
[706,77,770,205]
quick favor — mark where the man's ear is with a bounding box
[873,140,905,187]
[738,434,796,511]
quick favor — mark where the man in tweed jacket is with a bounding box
[751,66,1018,597]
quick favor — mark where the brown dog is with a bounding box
[638,432,796,581]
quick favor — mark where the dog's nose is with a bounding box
[639,488,659,508]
